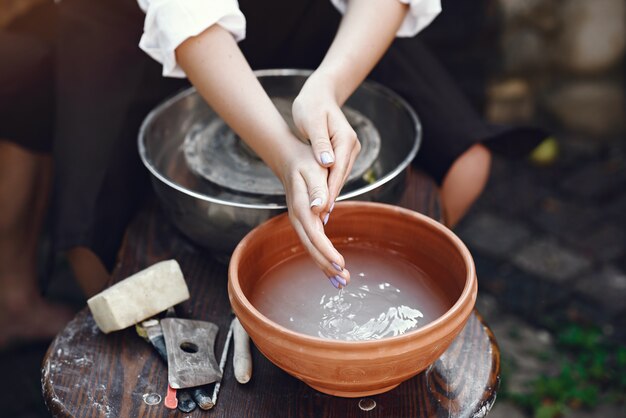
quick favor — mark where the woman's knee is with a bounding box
[460,144,492,177]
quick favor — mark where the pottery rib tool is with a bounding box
[87,259,190,333]
[161,318,222,389]
[136,319,198,413]
[162,308,215,410]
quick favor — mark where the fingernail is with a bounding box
[332,262,343,272]
[329,276,340,289]
[335,275,347,286]
[329,201,335,213]
[320,152,334,165]
[310,197,322,208]
[323,212,330,225]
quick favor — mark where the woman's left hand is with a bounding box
[275,136,351,288]
[292,71,361,220]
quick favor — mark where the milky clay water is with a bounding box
[250,244,453,341]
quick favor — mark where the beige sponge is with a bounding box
[87,259,190,333]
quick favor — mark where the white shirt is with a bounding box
[137,0,442,78]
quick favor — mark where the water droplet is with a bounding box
[142,393,161,405]
[358,398,376,411]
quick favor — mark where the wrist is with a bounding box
[308,67,351,105]
[261,131,306,181]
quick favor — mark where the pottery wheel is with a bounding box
[183,97,381,195]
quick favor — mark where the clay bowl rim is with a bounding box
[229,201,477,347]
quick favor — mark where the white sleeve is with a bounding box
[137,0,246,78]
[330,0,441,37]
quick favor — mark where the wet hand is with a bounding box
[277,138,351,289]
[292,71,361,223]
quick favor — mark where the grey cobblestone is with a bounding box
[488,315,558,395]
[487,401,527,418]
[574,264,626,316]
[477,261,575,317]
[605,193,626,223]
[531,197,603,243]
[483,173,552,218]
[561,159,626,201]
[457,213,532,258]
[512,238,592,282]
[567,223,625,263]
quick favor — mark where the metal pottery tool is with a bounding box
[161,308,215,409]
[136,319,204,413]
[210,318,235,406]
[161,318,223,389]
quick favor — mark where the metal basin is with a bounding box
[138,69,421,258]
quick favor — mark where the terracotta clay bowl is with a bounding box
[228,202,477,398]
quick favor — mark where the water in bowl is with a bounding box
[250,244,451,341]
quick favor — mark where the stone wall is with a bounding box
[487,0,625,138]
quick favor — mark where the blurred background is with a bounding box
[1,0,624,417]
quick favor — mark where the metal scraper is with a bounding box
[160,317,222,389]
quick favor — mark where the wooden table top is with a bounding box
[42,168,500,417]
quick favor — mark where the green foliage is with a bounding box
[501,324,626,418]
[535,403,567,418]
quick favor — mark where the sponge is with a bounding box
[87,259,190,333]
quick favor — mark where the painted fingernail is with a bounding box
[329,201,335,213]
[332,262,343,272]
[323,212,330,225]
[310,197,322,208]
[329,276,341,289]
[335,275,347,286]
[320,152,334,165]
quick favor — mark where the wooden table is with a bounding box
[42,169,500,417]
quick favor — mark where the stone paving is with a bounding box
[456,132,626,417]
[457,135,626,337]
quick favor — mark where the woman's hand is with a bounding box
[176,24,355,287]
[290,0,409,226]
[292,71,361,223]
[277,137,351,288]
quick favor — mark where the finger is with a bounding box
[297,112,335,168]
[301,162,335,225]
[326,110,361,202]
[327,128,360,201]
[288,202,350,285]
[301,164,330,215]
[289,175,350,284]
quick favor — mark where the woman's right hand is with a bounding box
[292,70,361,225]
